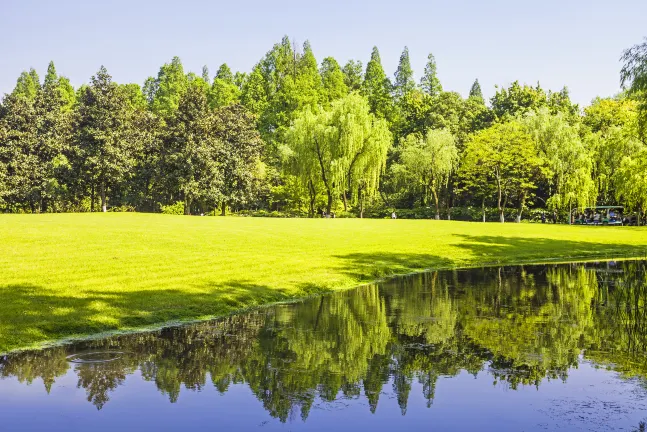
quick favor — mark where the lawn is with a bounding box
[2,213,647,354]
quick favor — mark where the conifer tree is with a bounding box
[420,53,442,96]
[394,47,415,99]
[361,47,393,120]
[468,79,484,104]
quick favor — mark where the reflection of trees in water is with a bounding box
[2,261,647,419]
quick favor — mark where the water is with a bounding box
[2,261,647,431]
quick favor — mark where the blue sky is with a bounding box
[2,0,646,106]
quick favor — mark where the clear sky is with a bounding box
[2,0,646,106]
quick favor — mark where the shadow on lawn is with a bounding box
[0,280,295,354]
[333,234,647,280]
[3,234,647,353]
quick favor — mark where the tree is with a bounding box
[396,129,459,219]
[284,94,391,215]
[75,66,143,212]
[212,104,264,215]
[620,37,647,138]
[361,47,393,121]
[145,57,189,118]
[342,60,363,92]
[394,47,415,99]
[320,57,348,103]
[160,79,223,214]
[462,121,542,222]
[523,108,595,219]
[614,149,647,224]
[11,68,41,102]
[209,63,241,108]
[491,81,547,120]
[420,53,442,97]
[468,79,484,104]
[240,65,269,117]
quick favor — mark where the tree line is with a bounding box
[2,36,647,220]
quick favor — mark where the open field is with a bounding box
[2,213,647,353]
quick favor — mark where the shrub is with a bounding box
[160,201,185,215]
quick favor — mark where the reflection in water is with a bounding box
[2,261,647,429]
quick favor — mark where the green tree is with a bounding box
[462,121,542,222]
[160,80,223,214]
[621,37,647,139]
[491,81,547,120]
[394,47,415,99]
[209,63,241,108]
[11,68,41,102]
[468,79,484,104]
[523,108,595,218]
[146,57,189,118]
[361,47,393,121]
[614,148,647,223]
[212,105,264,215]
[75,66,143,212]
[284,94,391,214]
[420,53,442,97]
[396,129,459,219]
[342,60,363,92]
[320,57,348,103]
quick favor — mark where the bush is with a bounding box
[108,205,136,213]
[160,201,185,215]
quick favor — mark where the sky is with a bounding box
[2,0,646,107]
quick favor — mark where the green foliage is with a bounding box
[146,56,189,118]
[11,68,40,102]
[420,53,442,96]
[341,60,363,92]
[395,129,459,218]
[160,201,185,215]
[394,46,415,98]
[468,79,484,104]
[320,57,348,103]
[284,93,391,215]
[209,63,241,108]
[361,47,393,121]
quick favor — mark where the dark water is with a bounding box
[3,261,647,431]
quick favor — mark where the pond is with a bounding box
[2,260,647,431]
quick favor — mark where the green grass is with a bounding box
[2,213,647,354]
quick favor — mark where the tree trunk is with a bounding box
[359,188,364,218]
[516,191,526,223]
[432,188,440,220]
[569,203,573,225]
[342,191,348,212]
[482,197,486,223]
[496,173,504,223]
[326,189,333,215]
[91,183,95,213]
[221,202,226,216]
[100,181,107,213]
[184,197,191,215]
[308,179,316,218]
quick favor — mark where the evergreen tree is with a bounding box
[75,66,143,212]
[320,57,348,103]
[342,60,363,92]
[420,53,442,96]
[394,47,415,99]
[468,79,484,104]
[12,68,41,101]
[201,65,210,83]
[361,47,393,121]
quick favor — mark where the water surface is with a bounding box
[2,261,647,431]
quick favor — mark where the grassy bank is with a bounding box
[2,213,647,353]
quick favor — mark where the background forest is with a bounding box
[2,36,647,222]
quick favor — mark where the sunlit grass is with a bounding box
[1,213,647,353]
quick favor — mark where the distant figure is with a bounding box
[321,209,326,218]
[541,212,546,224]
[392,211,397,220]
[331,212,336,219]
[552,211,557,224]
[593,213,600,225]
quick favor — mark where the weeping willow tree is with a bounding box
[396,129,459,219]
[614,148,647,224]
[283,93,391,215]
[523,108,596,221]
